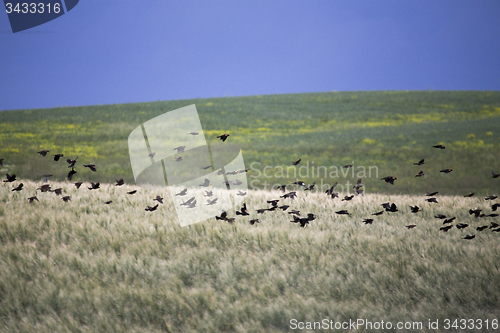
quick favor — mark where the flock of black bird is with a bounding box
[1,136,499,240]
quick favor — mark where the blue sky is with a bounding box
[1,1,499,111]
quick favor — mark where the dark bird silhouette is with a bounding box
[145,204,159,212]
[491,228,500,232]
[66,157,78,168]
[278,205,290,211]
[344,164,353,168]
[462,234,475,240]
[372,211,384,216]
[433,144,445,149]
[353,178,364,196]
[28,196,39,204]
[249,219,259,225]
[201,165,212,170]
[292,158,301,165]
[410,205,420,213]
[363,219,374,224]
[83,164,96,172]
[382,203,398,212]
[256,209,267,214]
[440,225,453,232]
[115,179,124,186]
[413,159,425,166]
[291,181,305,186]
[88,182,100,190]
[464,193,475,197]
[52,188,62,196]
[232,179,243,186]
[37,184,51,192]
[207,198,218,205]
[304,182,316,191]
[267,206,278,212]
[176,188,188,196]
[204,190,213,197]
[325,182,338,196]
[62,196,71,202]
[336,210,350,215]
[415,171,424,177]
[490,222,500,229]
[456,223,469,229]
[236,203,249,216]
[188,132,199,135]
[104,200,113,204]
[236,191,247,196]
[67,169,77,181]
[0,158,3,167]
[277,184,288,192]
[199,178,211,187]
[267,199,279,207]
[226,170,238,175]
[217,134,230,142]
[476,226,489,232]
[440,169,452,173]
[406,225,417,229]
[381,176,397,185]
[492,203,500,211]
[485,195,498,201]
[426,191,439,196]
[180,197,196,206]
[280,191,297,199]
[74,181,83,189]
[488,213,499,217]
[4,174,16,182]
[215,211,229,221]
[127,190,137,195]
[42,174,53,183]
[426,198,438,203]
[288,209,300,216]
[174,146,186,153]
[443,217,456,224]
[469,209,482,217]
[492,171,500,178]
[148,152,156,158]
[154,196,164,204]
[37,150,49,156]
[53,154,64,161]
[186,200,197,209]
[342,195,354,201]
[12,183,23,191]
[434,214,447,219]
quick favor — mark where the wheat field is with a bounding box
[1,180,499,332]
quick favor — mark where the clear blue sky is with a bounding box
[1,1,499,111]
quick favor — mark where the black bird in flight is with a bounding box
[433,144,445,149]
[372,211,384,216]
[181,197,196,206]
[490,222,500,229]
[84,164,97,172]
[176,188,188,196]
[440,225,453,232]
[464,193,475,197]
[148,152,156,158]
[12,183,23,191]
[406,225,417,229]
[145,204,159,212]
[249,219,259,225]
[207,198,218,205]
[342,195,354,201]
[381,176,397,185]
[344,164,353,168]
[52,188,63,196]
[382,202,398,212]
[127,190,137,195]
[456,223,469,229]
[336,210,350,215]
[426,198,438,203]
[485,196,498,201]
[67,169,77,181]
[353,178,364,196]
[236,191,247,196]
[363,219,374,225]
[204,190,213,197]
[415,171,424,177]
[28,196,39,204]
[277,185,288,192]
[469,209,482,217]
[288,209,300,216]
[443,217,456,224]
[199,178,211,187]
[278,205,290,211]
[154,196,164,204]
[236,203,249,216]
[74,181,83,189]
[66,157,78,168]
[325,182,339,197]
[434,214,446,219]
[292,158,301,166]
[88,182,100,190]
[104,200,113,204]
[267,199,279,207]
[476,226,489,232]
[426,191,438,196]
[62,196,71,202]
[462,234,475,240]
[174,146,186,153]
[492,203,500,211]
[492,171,500,179]
[37,150,49,156]
[410,205,420,213]
[256,209,267,214]
[4,174,16,182]
[440,169,452,173]
[413,159,425,166]
[53,154,64,161]
[304,182,316,191]
[217,134,230,142]
[492,228,500,232]
[280,191,297,199]
[115,179,124,186]
[37,184,51,192]
[215,211,230,222]
[291,181,305,186]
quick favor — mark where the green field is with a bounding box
[1,91,499,195]
[1,180,499,332]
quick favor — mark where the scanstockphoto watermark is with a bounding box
[290,318,424,330]
[248,161,379,192]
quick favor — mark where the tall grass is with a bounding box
[1,180,499,332]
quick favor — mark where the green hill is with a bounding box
[1,91,499,195]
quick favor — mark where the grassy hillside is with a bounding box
[1,180,500,332]
[1,91,500,195]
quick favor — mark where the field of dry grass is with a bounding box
[1,180,499,332]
